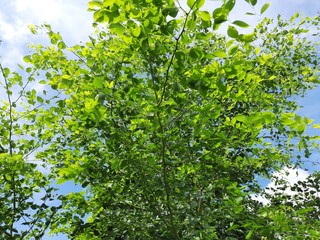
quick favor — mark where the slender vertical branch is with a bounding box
[149,3,199,238]
[158,3,195,106]
[156,110,180,239]
[0,64,13,153]
[0,63,15,239]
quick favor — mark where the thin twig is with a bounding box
[0,63,15,239]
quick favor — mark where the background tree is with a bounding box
[0,61,59,239]
[1,0,320,239]
[262,169,320,239]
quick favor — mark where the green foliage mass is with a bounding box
[0,0,320,239]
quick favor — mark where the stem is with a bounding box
[156,111,180,239]
[150,2,200,238]
[0,63,15,239]
[158,4,193,106]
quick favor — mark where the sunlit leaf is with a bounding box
[187,0,195,8]
[227,25,239,38]
[246,230,254,239]
[233,20,250,28]
[260,2,271,14]
[224,0,236,12]
[109,23,125,35]
[250,0,257,6]
[199,11,211,21]
[88,0,102,10]
[93,76,104,88]
[195,0,205,8]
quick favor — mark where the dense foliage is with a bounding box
[0,0,320,239]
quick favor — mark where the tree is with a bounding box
[262,169,320,239]
[1,0,320,239]
[0,63,59,239]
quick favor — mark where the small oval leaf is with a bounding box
[23,56,31,63]
[224,0,236,12]
[195,0,205,8]
[213,51,227,58]
[187,0,195,8]
[109,23,126,35]
[246,230,253,239]
[232,20,250,28]
[227,25,238,38]
[260,2,270,14]
[199,11,211,21]
[212,8,228,24]
[250,0,257,6]
[88,0,102,10]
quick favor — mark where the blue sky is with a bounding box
[0,0,320,239]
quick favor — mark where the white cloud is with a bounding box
[0,16,28,42]
[0,0,92,69]
[268,167,310,194]
[252,167,311,204]
[15,0,63,24]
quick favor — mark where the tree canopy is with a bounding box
[0,0,320,239]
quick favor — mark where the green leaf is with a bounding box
[246,230,253,239]
[232,20,250,28]
[235,115,247,123]
[260,2,270,14]
[250,0,257,6]
[131,25,141,37]
[28,24,37,34]
[101,0,115,8]
[199,11,211,21]
[104,81,114,89]
[143,19,153,33]
[261,112,276,124]
[224,0,236,12]
[189,48,203,59]
[280,113,295,125]
[23,56,31,63]
[227,25,238,38]
[109,23,126,35]
[61,79,73,88]
[169,7,179,18]
[58,41,66,49]
[84,98,98,111]
[217,80,227,92]
[190,201,198,208]
[187,18,197,31]
[313,124,320,129]
[228,45,238,55]
[2,68,10,78]
[213,51,227,58]
[239,32,255,42]
[296,124,306,134]
[195,0,205,8]
[212,8,228,24]
[296,207,313,215]
[88,0,102,9]
[290,12,300,22]
[196,32,212,40]
[96,94,106,104]
[187,0,195,8]
[57,178,66,185]
[93,76,104,88]
[37,96,44,103]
